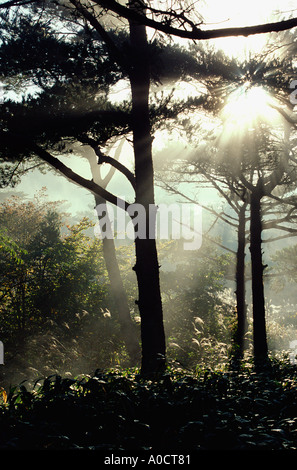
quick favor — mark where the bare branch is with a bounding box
[79,136,136,190]
[263,233,297,243]
[1,131,130,210]
[3,0,297,41]
[90,0,297,40]
[69,0,129,73]
[32,146,129,209]
[0,0,36,8]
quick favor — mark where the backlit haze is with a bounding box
[2,0,296,215]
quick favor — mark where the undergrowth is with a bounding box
[1,355,297,451]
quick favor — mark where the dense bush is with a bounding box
[0,193,132,387]
[0,194,109,337]
[1,358,297,451]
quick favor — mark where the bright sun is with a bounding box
[218,81,282,147]
[222,83,275,125]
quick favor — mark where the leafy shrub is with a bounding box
[1,358,297,451]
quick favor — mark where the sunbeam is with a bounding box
[219,81,282,147]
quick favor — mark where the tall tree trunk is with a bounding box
[86,147,140,364]
[94,194,141,364]
[128,1,166,375]
[249,185,268,362]
[234,201,247,357]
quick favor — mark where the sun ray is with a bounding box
[214,79,285,161]
[221,82,280,131]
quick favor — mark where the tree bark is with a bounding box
[86,145,141,364]
[128,1,166,375]
[249,185,268,362]
[234,201,247,357]
[94,194,141,364]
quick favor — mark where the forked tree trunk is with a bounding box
[94,194,141,364]
[249,186,268,362]
[128,2,166,375]
[85,142,140,364]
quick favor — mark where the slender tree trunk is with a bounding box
[128,2,166,375]
[234,201,247,357]
[94,194,141,364]
[86,145,140,364]
[249,186,268,362]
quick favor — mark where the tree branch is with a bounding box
[91,0,297,40]
[1,131,130,210]
[0,0,36,8]
[263,233,297,243]
[263,223,297,233]
[96,149,136,190]
[2,0,297,40]
[79,136,136,190]
[31,144,130,210]
[158,179,239,227]
[69,0,129,73]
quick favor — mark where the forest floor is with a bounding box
[1,357,297,453]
